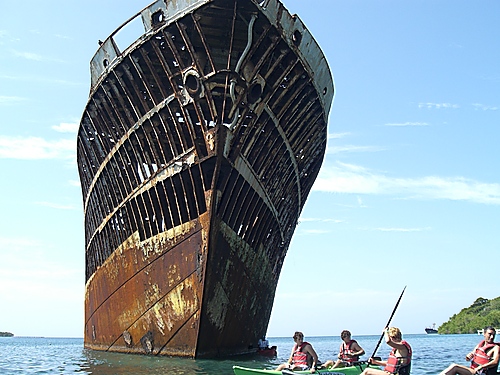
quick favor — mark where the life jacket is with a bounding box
[292,342,310,367]
[383,340,412,375]
[340,340,360,363]
[471,340,499,375]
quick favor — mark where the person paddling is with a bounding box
[361,327,412,375]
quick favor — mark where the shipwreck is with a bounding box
[77,0,334,357]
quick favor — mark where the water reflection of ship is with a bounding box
[425,323,438,334]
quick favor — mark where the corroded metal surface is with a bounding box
[77,0,334,358]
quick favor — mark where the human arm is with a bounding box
[383,329,393,346]
[305,344,319,373]
[466,343,481,361]
[368,357,387,367]
[287,345,296,365]
[384,330,407,352]
[350,341,365,357]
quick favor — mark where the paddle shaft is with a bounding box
[370,286,407,358]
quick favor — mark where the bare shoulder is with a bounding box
[353,341,363,349]
[390,340,409,352]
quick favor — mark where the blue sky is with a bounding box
[0,0,498,338]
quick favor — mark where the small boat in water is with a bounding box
[256,345,277,357]
[233,364,376,375]
[425,323,438,334]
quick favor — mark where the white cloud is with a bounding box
[0,30,19,44]
[328,132,352,139]
[314,162,380,194]
[327,145,385,155]
[418,102,459,109]
[327,133,386,154]
[299,229,331,235]
[0,95,25,105]
[12,50,65,63]
[52,122,79,133]
[472,103,498,111]
[0,136,75,160]
[13,50,44,61]
[314,161,500,205]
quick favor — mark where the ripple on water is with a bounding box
[0,334,482,375]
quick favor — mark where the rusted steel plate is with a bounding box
[85,221,206,355]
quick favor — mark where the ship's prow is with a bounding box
[78,0,334,357]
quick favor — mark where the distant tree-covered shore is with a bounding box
[438,297,500,334]
[0,332,14,337]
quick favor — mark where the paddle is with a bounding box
[370,286,407,359]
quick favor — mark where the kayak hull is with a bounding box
[233,364,377,375]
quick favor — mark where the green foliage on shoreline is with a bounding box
[0,332,14,337]
[439,297,500,334]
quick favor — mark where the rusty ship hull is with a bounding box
[77,0,334,358]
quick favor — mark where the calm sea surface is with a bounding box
[0,334,480,375]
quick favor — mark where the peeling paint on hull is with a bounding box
[77,0,334,358]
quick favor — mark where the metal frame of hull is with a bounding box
[78,0,334,357]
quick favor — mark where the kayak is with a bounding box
[233,363,377,375]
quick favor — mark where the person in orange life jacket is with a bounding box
[276,331,319,373]
[322,330,365,369]
[361,327,412,375]
[439,326,500,375]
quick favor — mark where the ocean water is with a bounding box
[0,334,480,375]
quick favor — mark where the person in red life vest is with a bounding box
[439,326,500,375]
[322,330,365,369]
[276,331,319,373]
[361,327,412,375]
